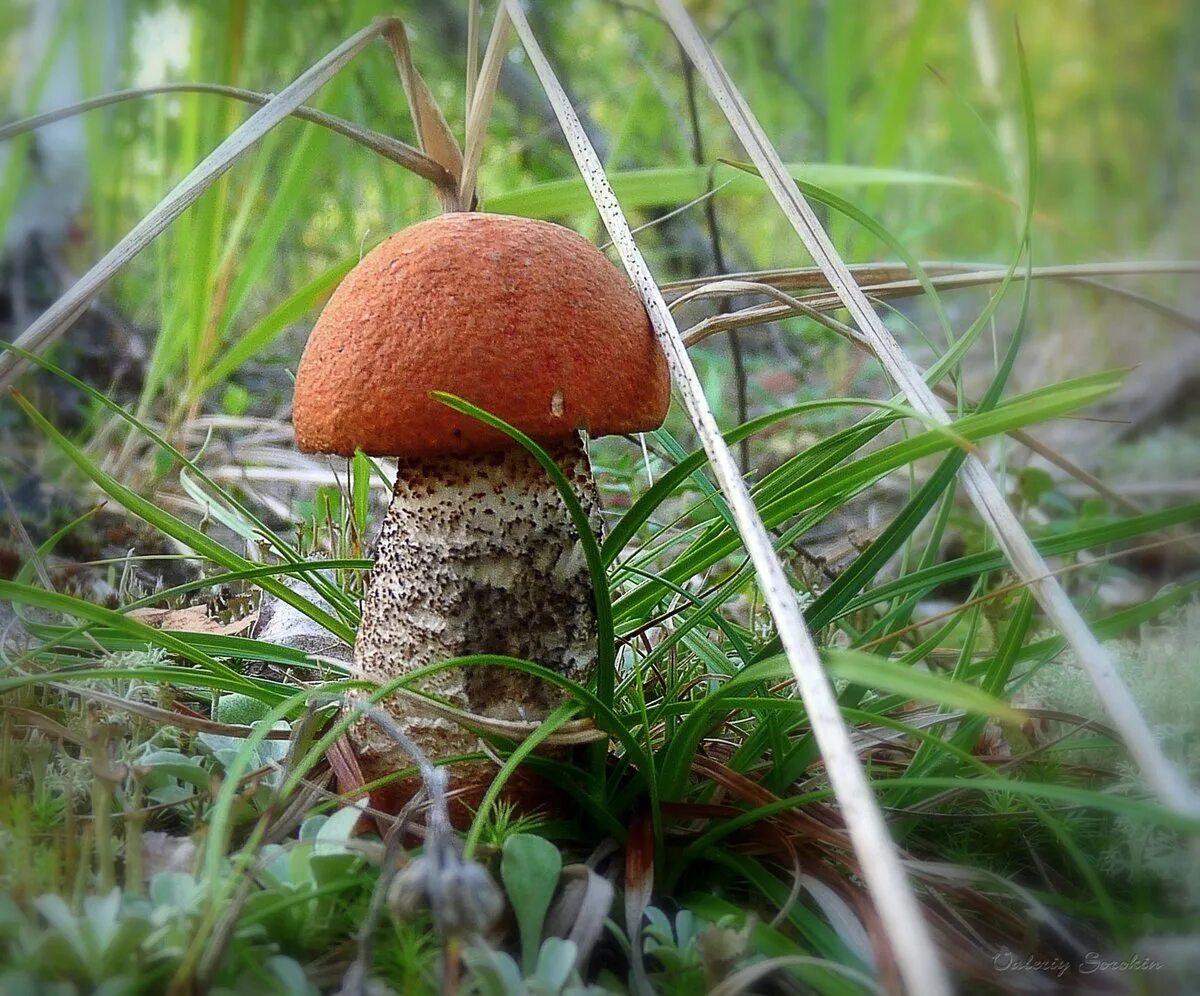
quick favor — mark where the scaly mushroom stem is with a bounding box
[352,434,602,771]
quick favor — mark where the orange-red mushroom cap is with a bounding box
[292,212,670,459]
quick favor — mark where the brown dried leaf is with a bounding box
[382,19,464,212]
[127,605,256,636]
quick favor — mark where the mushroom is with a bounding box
[292,212,670,811]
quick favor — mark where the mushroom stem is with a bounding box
[352,434,602,769]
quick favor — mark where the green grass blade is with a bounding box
[196,257,354,395]
[0,580,239,681]
[824,649,1023,723]
[431,392,616,712]
[11,390,354,644]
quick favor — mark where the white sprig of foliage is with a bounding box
[1023,603,1200,909]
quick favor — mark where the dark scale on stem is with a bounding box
[350,434,602,769]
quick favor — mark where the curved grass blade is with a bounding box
[431,392,616,710]
[0,580,239,681]
[603,397,921,566]
[15,559,368,671]
[10,390,354,643]
[0,665,298,704]
[25,628,341,674]
[806,250,1034,632]
[840,502,1200,619]
[196,256,352,393]
[483,161,993,218]
[614,372,1121,624]
[824,649,1024,723]
[463,701,580,859]
[684,775,1199,867]
[716,163,954,343]
[0,82,450,185]
[658,656,789,798]
[3,339,356,617]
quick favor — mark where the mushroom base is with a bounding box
[351,435,602,778]
[354,762,573,833]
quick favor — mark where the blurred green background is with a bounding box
[2,0,1196,442]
